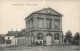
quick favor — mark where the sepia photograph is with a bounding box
[0,0,80,51]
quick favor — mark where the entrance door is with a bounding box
[36,33,43,46]
[46,33,52,45]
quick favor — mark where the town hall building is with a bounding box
[25,8,63,46]
[5,7,63,46]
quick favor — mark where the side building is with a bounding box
[5,30,18,46]
[5,29,26,46]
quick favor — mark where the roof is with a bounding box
[0,34,5,37]
[14,29,26,38]
[14,32,25,38]
[25,7,62,20]
[6,31,19,36]
[6,29,26,37]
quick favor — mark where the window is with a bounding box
[37,33,43,40]
[54,19,60,29]
[54,33,59,40]
[38,18,43,28]
[6,40,11,44]
[46,18,52,29]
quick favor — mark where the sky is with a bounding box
[0,0,80,35]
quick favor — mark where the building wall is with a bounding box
[26,15,62,29]
[26,31,63,46]
[15,37,25,45]
[35,31,62,45]
[5,36,15,46]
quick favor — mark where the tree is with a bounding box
[75,32,79,40]
[64,37,67,44]
[64,38,67,43]
[71,36,76,45]
[0,36,5,44]
[65,30,72,44]
[74,32,80,45]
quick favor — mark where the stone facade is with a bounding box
[25,8,63,46]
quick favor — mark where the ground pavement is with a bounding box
[0,45,80,51]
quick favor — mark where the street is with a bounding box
[0,46,80,51]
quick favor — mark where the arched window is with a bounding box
[37,33,43,40]
[54,33,59,40]
[46,33,52,36]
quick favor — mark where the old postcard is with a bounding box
[0,0,80,51]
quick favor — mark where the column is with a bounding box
[44,18,46,29]
[25,21,27,29]
[59,33,63,45]
[52,19,54,29]
[27,22,28,30]
[60,18,62,31]
[31,33,33,45]
[33,36,35,46]
[43,36,46,45]
[28,33,29,45]
[29,33,31,45]
[51,35,53,45]
[33,17,37,28]
[30,20,32,29]
[29,21,30,29]
[33,32,35,46]
[25,33,27,45]
[31,19,33,29]
[5,39,6,45]
[27,22,29,30]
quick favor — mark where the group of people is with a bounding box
[31,41,46,46]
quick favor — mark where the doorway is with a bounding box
[36,33,43,46]
[46,33,52,45]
